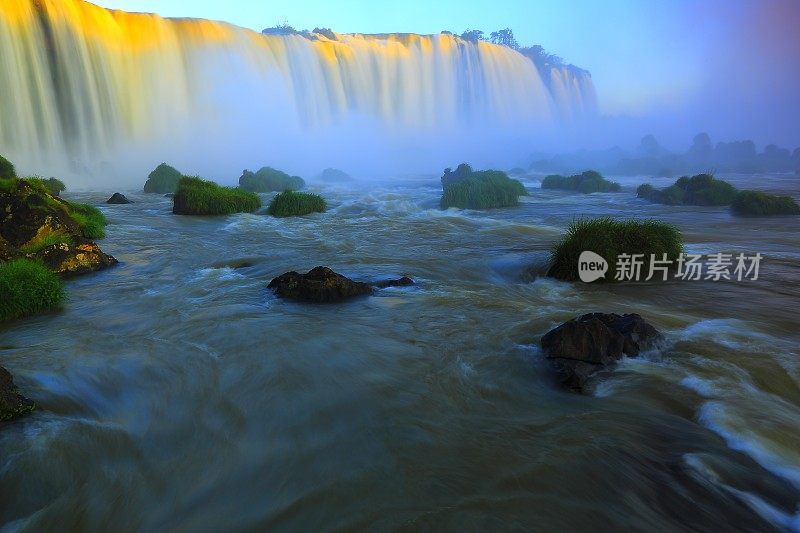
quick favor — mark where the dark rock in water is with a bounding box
[0,366,36,422]
[375,276,414,288]
[106,193,132,204]
[540,313,662,392]
[0,180,117,277]
[268,266,373,303]
[164,193,175,198]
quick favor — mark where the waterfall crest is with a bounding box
[0,0,597,182]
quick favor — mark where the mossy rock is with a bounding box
[173,176,261,215]
[0,366,36,422]
[548,217,684,282]
[440,165,527,209]
[731,190,800,217]
[318,168,353,182]
[239,167,305,192]
[268,190,326,217]
[542,170,621,193]
[0,178,116,277]
[144,163,182,193]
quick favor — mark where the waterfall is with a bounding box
[0,0,597,184]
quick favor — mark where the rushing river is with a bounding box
[1,174,799,531]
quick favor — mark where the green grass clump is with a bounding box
[173,176,261,216]
[0,154,15,180]
[675,174,737,205]
[731,190,800,217]
[549,217,684,282]
[144,163,182,193]
[440,169,527,209]
[268,190,327,217]
[0,259,64,322]
[239,167,305,192]
[542,170,621,193]
[26,176,65,196]
[20,232,72,255]
[639,174,737,207]
[67,202,107,239]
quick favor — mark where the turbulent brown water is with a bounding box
[1,174,799,531]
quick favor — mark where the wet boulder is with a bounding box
[35,240,118,278]
[106,193,132,204]
[540,313,662,392]
[268,266,373,303]
[375,276,414,288]
[0,366,35,422]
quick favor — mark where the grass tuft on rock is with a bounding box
[440,166,527,209]
[268,190,327,217]
[0,259,64,322]
[731,190,800,217]
[144,163,183,193]
[638,173,737,206]
[67,202,107,239]
[239,167,305,192]
[173,176,261,215]
[549,217,684,282]
[20,232,72,255]
[542,170,621,193]
[26,176,65,196]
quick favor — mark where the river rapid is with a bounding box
[1,173,799,531]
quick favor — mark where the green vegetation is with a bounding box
[144,163,182,193]
[20,232,72,255]
[638,173,738,206]
[268,190,327,217]
[173,176,261,216]
[67,202,107,239]
[27,176,66,196]
[440,165,527,209]
[541,170,621,193]
[549,217,684,282]
[0,154,15,180]
[239,167,305,192]
[731,190,800,217]
[0,259,64,322]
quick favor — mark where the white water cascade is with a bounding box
[0,0,597,184]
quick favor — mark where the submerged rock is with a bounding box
[375,276,414,288]
[0,366,35,422]
[268,266,374,303]
[540,313,662,392]
[107,193,132,204]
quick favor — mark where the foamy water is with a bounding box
[1,174,799,530]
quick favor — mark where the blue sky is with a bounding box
[95,0,800,147]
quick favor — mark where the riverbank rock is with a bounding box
[540,313,662,392]
[268,266,374,303]
[375,276,414,288]
[0,366,35,422]
[0,179,117,277]
[107,193,132,204]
